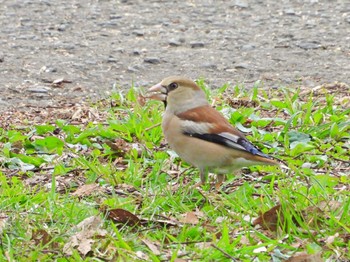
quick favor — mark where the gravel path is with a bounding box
[0,0,349,112]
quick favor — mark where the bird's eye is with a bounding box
[168,82,178,91]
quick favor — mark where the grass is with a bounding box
[0,80,349,261]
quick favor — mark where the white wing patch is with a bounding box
[180,120,213,134]
[218,132,246,151]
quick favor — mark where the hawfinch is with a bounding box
[147,76,279,188]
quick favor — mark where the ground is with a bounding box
[0,0,349,112]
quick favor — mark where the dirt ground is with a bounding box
[0,0,349,113]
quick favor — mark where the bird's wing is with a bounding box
[177,105,273,159]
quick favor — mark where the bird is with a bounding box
[146,76,280,189]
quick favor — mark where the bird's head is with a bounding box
[147,76,208,113]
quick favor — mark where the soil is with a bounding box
[0,0,349,113]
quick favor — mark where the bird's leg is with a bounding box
[200,168,208,184]
[193,168,208,188]
[215,174,225,190]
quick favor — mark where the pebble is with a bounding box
[144,57,161,64]
[132,30,144,36]
[40,66,57,73]
[284,9,296,15]
[201,63,217,69]
[107,56,118,63]
[27,86,50,93]
[127,64,143,72]
[231,0,249,8]
[234,63,250,69]
[297,41,322,50]
[190,41,205,48]
[57,24,68,31]
[169,39,182,46]
[241,44,256,51]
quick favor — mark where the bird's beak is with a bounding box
[146,82,167,102]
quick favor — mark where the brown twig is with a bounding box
[210,244,237,261]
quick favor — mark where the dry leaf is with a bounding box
[174,259,188,262]
[63,215,107,256]
[105,139,132,157]
[137,94,146,106]
[136,250,149,260]
[253,246,267,253]
[76,215,102,230]
[318,200,342,213]
[72,183,100,197]
[0,213,8,234]
[253,204,283,231]
[107,208,140,227]
[286,252,323,262]
[195,242,212,249]
[141,238,161,255]
[300,206,324,227]
[180,212,199,225]
[139,216,181,227]
[32,229,52,246]
[71,108,83,120]
[325,233,339,245]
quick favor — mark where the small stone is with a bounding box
[345,16,350,23]
[57,24,68,31]
[39,66,57,73]
[132,30,144,36]
[234,63,249,69]
[107,56,118,63]
[110,15,122,20]
[144,57,160,64]
[127,66,140,72]
[201,63,217,69]
[132,49,141,55]
[190,41,205,48]
[27,86,50,93]
[284,9,296,15]
[169,39,181,46]
[231,0,249,8]
[297,41,322,50]
[241,44,256,51]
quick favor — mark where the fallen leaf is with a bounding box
[136,250,149,260]
[107,208,140,227]
[63,216,107,256]
[71,107,83,120]
[253,204,283,231]
[32,229,52,246]
[141,238,161,255]
[76,215,102,230]
[318,200,342,213]
[195,242,212,249]
[137,94,146,106]
[325,233,339,245]
[253,246,267,253]
[174,259,188,262]
[300,206,324,227]
[0,213,8,234]
[72,183,101,197]
[286,252,323,262]
[77,238,94,255]
[179,212,199,225]
[139,216,181,227]
[105,139,132,157]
